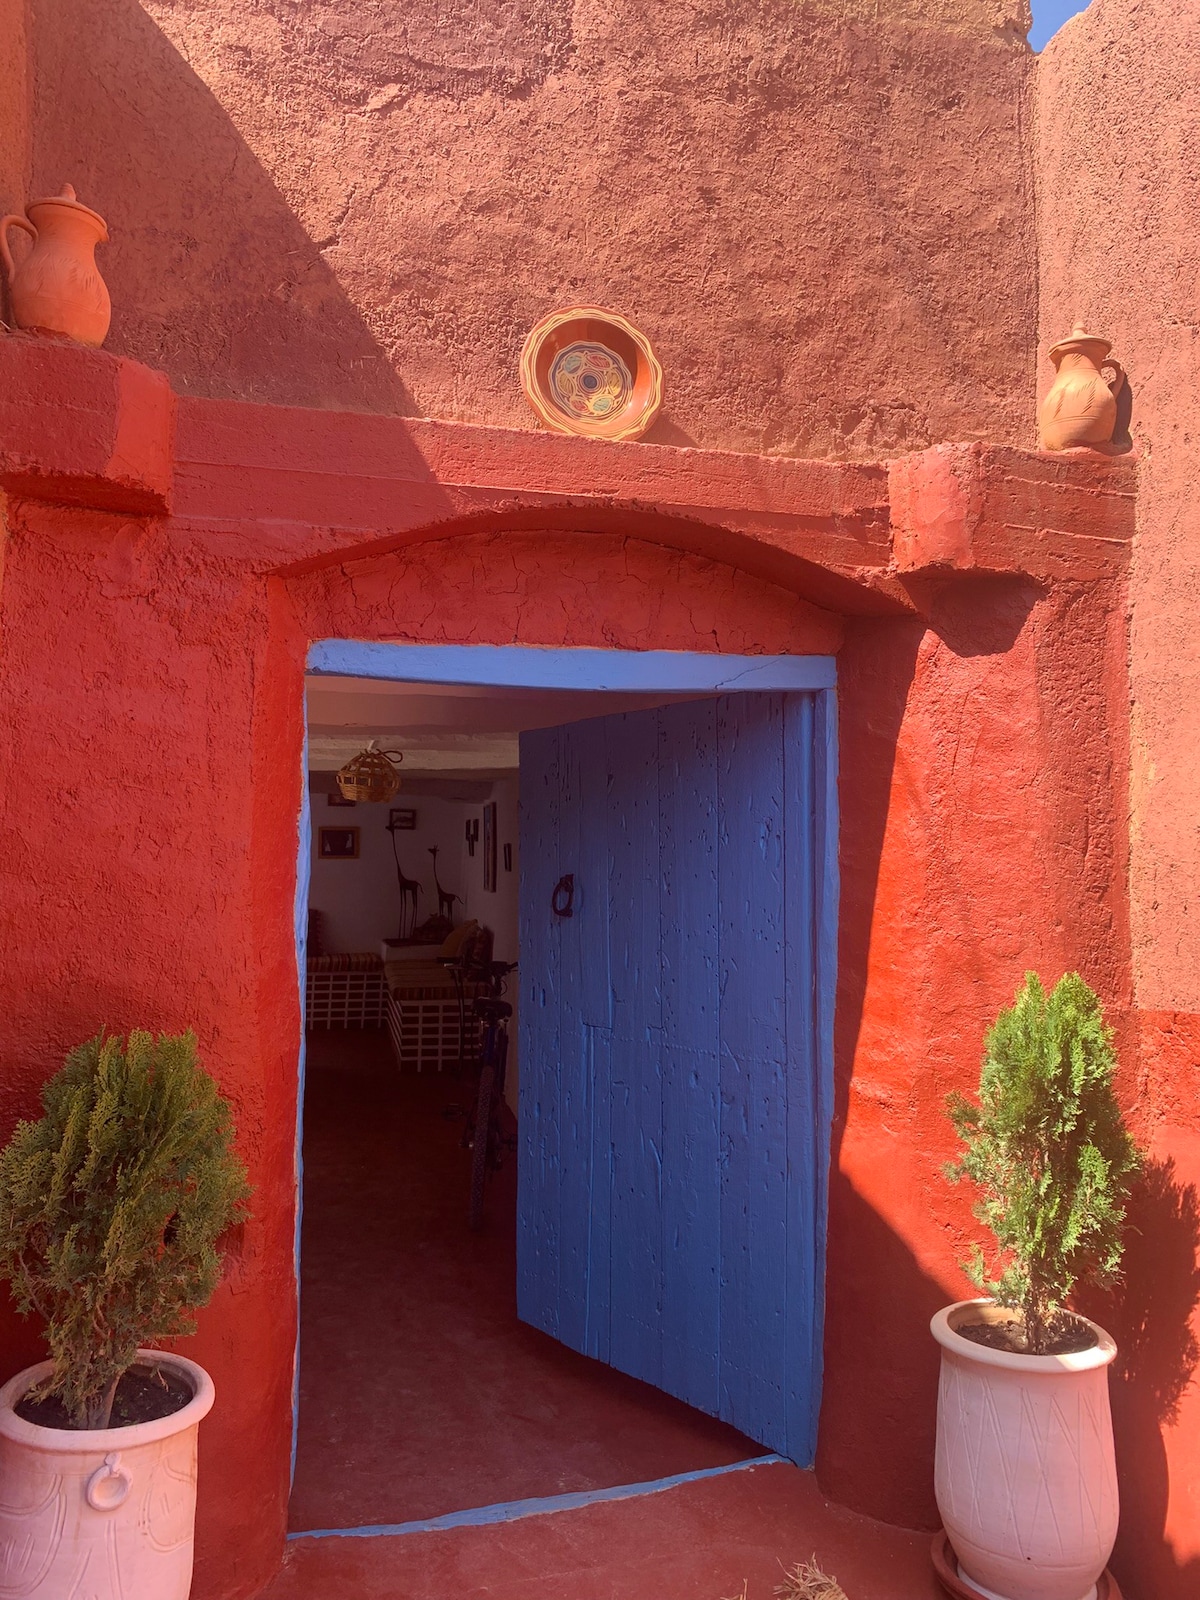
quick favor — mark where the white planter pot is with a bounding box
[0,1350,214,1600]
[932,1300,1118,1600]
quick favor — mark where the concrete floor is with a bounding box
[275,1030,942,1599]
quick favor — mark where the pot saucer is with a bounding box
[931,1532,1123,1600]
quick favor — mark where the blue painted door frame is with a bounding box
[296,643,838,1478]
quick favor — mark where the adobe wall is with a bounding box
[0,381,1138,1596]
[0,0,30,272]
[0,489,840,1599]
[817,571,1132,1529]
[19,0,1037,456]
[1038,3,1200,1592]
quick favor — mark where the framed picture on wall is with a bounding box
[482,801,497,892]
[389,808,417,830]
[318,826,360,860]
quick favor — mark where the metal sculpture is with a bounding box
[386,812,421,938]
[428,846,460,923]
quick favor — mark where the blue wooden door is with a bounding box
[517,692,835,1465]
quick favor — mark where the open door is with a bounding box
[517,692,835,1465]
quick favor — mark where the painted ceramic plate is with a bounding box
[520,308,663,442]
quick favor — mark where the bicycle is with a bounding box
[463,960,517,1231]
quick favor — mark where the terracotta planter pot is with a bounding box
[0,1350,214,1600]
[931,1300,1118,1600]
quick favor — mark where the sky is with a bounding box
[1029,0,1093,51]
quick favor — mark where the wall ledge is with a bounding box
[0,335,175,515]
[0,340,1136,595]
[889,441,1136,583]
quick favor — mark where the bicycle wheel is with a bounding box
[468,1057,496,1231]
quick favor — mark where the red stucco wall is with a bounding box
[2,0,1194,1590]
[1038,5,1200,1593]
[0,0,29,237]
[818,574,1132,1526]
[0,448,841,1597]
[19,0,1037,457]
[0,352,1143,1594]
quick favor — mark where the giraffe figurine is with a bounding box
[428,846,461,923]
[386,817,422,938]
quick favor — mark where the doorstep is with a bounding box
[262,1458,942,1600]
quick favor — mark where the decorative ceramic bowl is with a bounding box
[520,307,663,442]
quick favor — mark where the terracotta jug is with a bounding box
[1,184,111,346]
[1039,324,1125,452]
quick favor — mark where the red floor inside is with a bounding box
[289,1029,761,1534]
[272,1029,941,1598]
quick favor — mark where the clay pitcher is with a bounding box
[1039,324,1125,452]
[1,184,111,346]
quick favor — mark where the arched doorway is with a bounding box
[289,631,837,1533]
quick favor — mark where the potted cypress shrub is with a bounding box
[0,1031,249,1600]
[932,974,1140,1600]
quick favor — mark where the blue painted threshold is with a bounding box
[288,1453,784,1542]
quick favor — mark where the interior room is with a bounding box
[293,673,762,1535]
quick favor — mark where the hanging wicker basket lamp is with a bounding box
[335,741,404,802]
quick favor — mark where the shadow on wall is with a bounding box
[818,611,944,1521]
[911,573,1046,659]
[1112,371,1136,455]
[824,592,1049,1521]
[26,0,414,411]
[1080,1157,1200,1597]
[823,1161,1200,1593]
[816,577,1195,1597]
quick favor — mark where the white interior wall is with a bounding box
[308,779,520,962]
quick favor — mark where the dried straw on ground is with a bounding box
[720,1558,848,1600]
[775,1558,849,1600]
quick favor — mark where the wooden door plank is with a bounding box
[578,716,613,1033]
[583,1019,614,1363]
[715,694,789,1449]
[554,719,596,1352]
[605,708,664,1389]
[658,699,722,1413]
[580,719,614,1363]
[783,692,819,1462]
[516,724,563,1338]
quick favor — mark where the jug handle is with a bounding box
[0,215,36,284]
[1101,357,1126,399]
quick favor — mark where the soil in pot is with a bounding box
[15,1363,194,1429]
[956,1312,1098,1357]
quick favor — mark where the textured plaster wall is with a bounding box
[818,573,1131,1528]
[1038,3,1200,1591]
[22,0,1038,456]
[0,488,1136,1591]
[0,511,299,1600]
[0,0,30,332]
[0,510,835,1600]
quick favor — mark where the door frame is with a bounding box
[292,641,839,1483]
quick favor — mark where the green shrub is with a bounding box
[946,973,1140,1354]
[0,1031,250,1429]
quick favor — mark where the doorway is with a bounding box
[291,645,837,1534]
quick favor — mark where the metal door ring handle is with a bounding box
[551,874,575,917]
